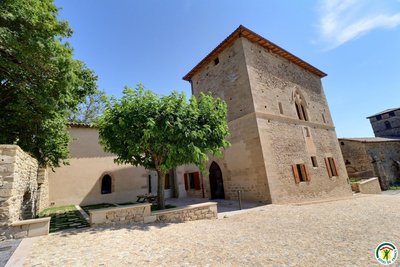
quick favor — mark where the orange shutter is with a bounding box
[325,158,333,178]
[194,172,201,190]
[332,158,339,176]
[184,174,188,190]
[303,165,310,181]
[292,165,300,184]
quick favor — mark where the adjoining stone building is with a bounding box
[339,138,400,190]
[339,107,400,190]
[367,108,400,138]
[183,25,352,204]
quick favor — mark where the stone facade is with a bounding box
[339,138,400,189]
[184,26,352,204]
[89,203,152,226]
[368,108,400,138]
[0,145,49,240]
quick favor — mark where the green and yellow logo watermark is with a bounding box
[375,242,398,265]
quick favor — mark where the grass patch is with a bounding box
[389,185,400,190]
[81,203,116,214]
[151,204,176,211]
[349,177,362,183]
[38,205,89,233]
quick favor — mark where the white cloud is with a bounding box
[316,0,400,50]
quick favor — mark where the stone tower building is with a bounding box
[367,108,400,138]
[183,25,351,204]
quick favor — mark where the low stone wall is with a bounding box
[89,202,218,226]
[89,203,152,226]
[358,177,381,194]
[10,217,51,239]
[153,202,218,223]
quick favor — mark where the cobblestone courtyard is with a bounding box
[15,194,400,266]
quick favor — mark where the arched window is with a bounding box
[293,91,308,121]
[101,175,112,194]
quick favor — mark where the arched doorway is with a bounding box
[101,175,112,194]
[209,162,225,199]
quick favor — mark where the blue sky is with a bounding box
[55,0,400,138]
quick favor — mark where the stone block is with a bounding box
[144,215,156,223]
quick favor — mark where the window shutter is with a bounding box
[332,158,339,176]
[292,165,300,184]
[164,174,170,190]
[184,174,188,190]
[194,172,201,190]
[303,165,310,181]
[325,158,333,178]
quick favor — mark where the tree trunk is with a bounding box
[156,169,166,209]
[172,167,179,198]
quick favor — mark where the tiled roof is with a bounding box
[67,122,95,128]
[182,25,327,81]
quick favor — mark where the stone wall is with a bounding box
[358,177,381,194]
[153,202,218,223]
[89,203,152,226]
[89,202,218,226]
[0,145,44,240]
[339,139,400,189]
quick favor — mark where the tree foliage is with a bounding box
[98,84,230,208]
[0,0,98,167]
[69,90,107,124]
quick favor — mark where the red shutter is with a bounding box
[292,165,300,184]
[164,174,170,189]
[325,158,333,178]
[184,174,188,190]
[194,172,201,190]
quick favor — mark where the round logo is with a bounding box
[375,242,398,265]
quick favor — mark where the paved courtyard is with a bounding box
[9,194,400,266]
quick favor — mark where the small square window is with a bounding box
[389,111,395,117]
[376,115,382,121]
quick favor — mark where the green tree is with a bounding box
[98,84,230,209]
[0,0,97,167]
[69,90,107,124]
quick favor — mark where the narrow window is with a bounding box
[292,164,310,183]
[345,160,351,165]
[304,127,310,137]
[322,113,326,123]
[214,57,219,65]
[164,173,170,189]
[301,104,308,121]
[295,103,302,120]
[340,141,344,146]
[385,121,392,129]
[278,102,283,114]
[311,156,318,167]
[325,157,338,177]
[101,175,112,194]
